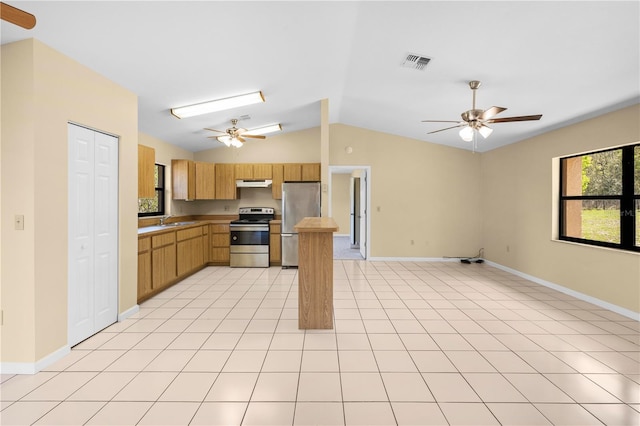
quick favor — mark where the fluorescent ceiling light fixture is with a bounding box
[248,123,282,135]
[171,91,265,119]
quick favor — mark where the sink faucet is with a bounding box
[159,215,172,225]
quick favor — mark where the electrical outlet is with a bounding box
[15,214,24,230]
[410,240,414,245]
[506,245,510,252]
[224,205,230,211]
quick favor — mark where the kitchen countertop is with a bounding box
[294,217,339,232]
[138,219,231,236]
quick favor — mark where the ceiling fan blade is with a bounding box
[480,106,507,121]
[427,123,466,134]
[242,134,266,139]
[487,114,542,123]
[1,2,36,29]
[204,128,227,134]
[236,136,246,143]
[421,120,461,123]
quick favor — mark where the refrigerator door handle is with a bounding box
[281,189,286,223]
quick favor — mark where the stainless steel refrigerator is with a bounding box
[281,181,321,268]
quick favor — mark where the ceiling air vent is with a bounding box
[402,53,431,71]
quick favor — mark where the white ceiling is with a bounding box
[2,1,639,152]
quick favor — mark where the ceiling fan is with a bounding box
[422,80,542,144]
[204,118,266,148]
[0,2,36,29]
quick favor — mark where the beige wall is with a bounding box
[1,39,139,364]
[331,173,351,235]
[330,124,483,258]
[481,104,640,313]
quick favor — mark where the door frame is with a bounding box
[328,165,371,259]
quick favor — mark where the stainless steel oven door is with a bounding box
[230,226,269,246]
[229,225,270,267]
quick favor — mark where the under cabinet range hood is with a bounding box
[235,179,272,188]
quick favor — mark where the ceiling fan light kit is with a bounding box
[171,91,265,119]
[459,126,474,142]
[205,118,277,148]
[217,135,243,148]
[422,80,542,147]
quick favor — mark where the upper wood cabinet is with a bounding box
[271,163,319,199]
[272,164,284,199]
[234,164,253,180]
[283,163,321,182]
[253,164,273,179]
[302,163,321,181]
[195,162,215,199]
[283,163,301,181]
[215,163,237,200]
[235,163,273,180]
[172,159,195,200]
[170,161,318,201]
[138,144,156,198]
[172,159,215,200]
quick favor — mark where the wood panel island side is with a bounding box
[294,217,339,329]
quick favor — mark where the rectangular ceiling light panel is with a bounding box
[171,91,265,119]
[249,123,282,135]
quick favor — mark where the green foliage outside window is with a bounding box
[560,144,639,251]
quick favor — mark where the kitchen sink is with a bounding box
[161,221,197,227]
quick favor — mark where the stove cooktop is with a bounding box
[232,207,275,225]
[231,218,271,224]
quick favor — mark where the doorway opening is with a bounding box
[329,166,371,260]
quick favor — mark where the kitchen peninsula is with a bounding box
[294,217,339,329]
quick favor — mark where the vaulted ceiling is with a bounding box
[2,1,639,152]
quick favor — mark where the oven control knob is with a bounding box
[232,236,237,241]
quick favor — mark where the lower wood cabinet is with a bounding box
[151,232,177,290]
[270,221,281,265]
[210,223,230,264]
[138,224,210,303]
[177,226,205,276]
[138,237,152,299]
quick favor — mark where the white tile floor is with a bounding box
[1,261,639,425]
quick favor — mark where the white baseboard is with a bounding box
[358,257,638,321]
[118,304,139,321]
[367,257,459,262]
[485,260,640,321]
[2,305,140,376]
[1,345,70,375]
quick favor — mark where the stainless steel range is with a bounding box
[229,207,275,268]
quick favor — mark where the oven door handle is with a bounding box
[230,225,269,232]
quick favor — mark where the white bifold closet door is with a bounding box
[68,123,118,347]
